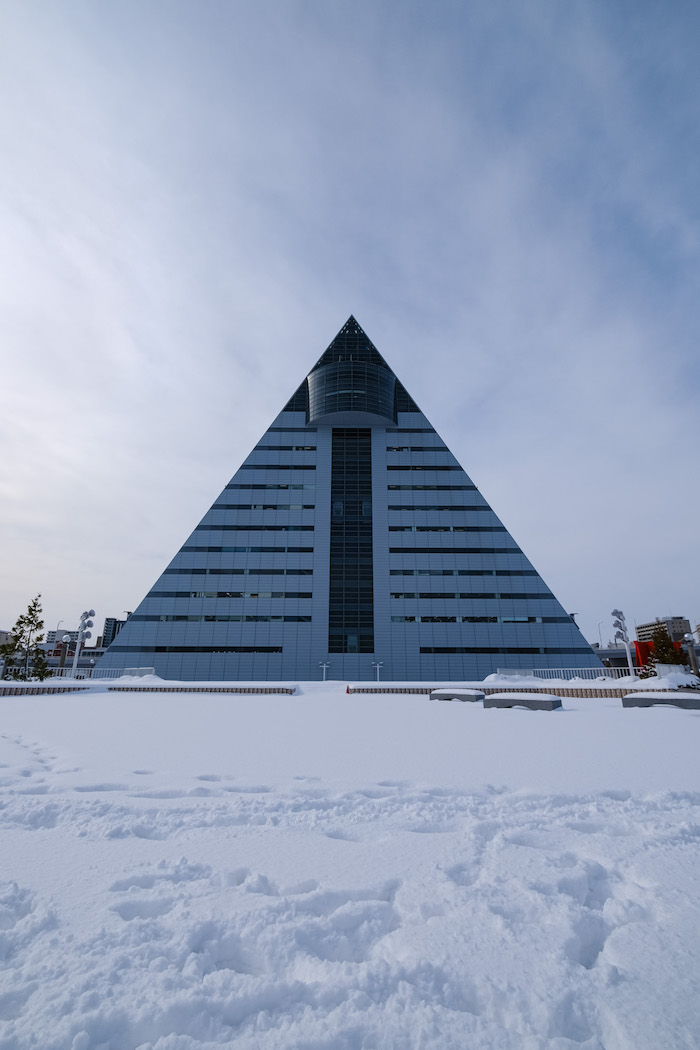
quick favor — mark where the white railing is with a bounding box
[48,667,155,680]
[92,666,155,679]
[495,666,638,681]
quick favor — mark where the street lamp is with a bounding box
[319,661,330,682]
[58,634,72,672]
[371,660,383,682]
[611,609,635,678]
[71,609,95,677]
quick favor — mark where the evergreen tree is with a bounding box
[649,624,688,668]
[0,595,50,681]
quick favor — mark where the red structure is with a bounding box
[633,638,684,668]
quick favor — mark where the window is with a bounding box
[180,545,313,554]
[109,645,284,654]
[163,567,314,576]
[240,464,316,471]
[212,504,315,511]
[387,485,477,491]
[195,525,315,532]
[226,484,310,491]
[388,547,519,555]
[255,445,317,452]
[387,465,462,471]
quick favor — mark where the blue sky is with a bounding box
[1,0,698,646]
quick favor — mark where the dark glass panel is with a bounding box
[328,428,374,653]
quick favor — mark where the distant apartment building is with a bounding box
[636,617,692,643]
[102,614,132,649]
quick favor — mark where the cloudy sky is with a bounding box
[1,0,698,648]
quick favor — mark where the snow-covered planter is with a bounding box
[655,663,690,678]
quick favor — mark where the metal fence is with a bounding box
[48,665,638,683]
[48,667,155,681]
[495,666,638,681]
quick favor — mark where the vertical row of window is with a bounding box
[328,429,374,654]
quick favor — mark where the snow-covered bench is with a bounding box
[622,691,700,710]
[484,692,562,711]
[430,688,485,702]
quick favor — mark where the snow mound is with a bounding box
[632,671,700,690]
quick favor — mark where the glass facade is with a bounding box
[98,316,602,681]
[307,361,397,425]
[328,429,374,653]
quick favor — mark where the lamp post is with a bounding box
[611,609,635,678]
[71,609,95,678]
[371,660,383,682]
[54,620,64,655]
[58,634,72,672]
[319,661,330,682]
[597,621,605,648]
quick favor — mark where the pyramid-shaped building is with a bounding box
[100,317,601,681]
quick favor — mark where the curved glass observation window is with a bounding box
[306,361,397,425]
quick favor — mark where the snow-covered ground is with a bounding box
[1,682,699,1049]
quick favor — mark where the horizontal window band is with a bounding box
[390,592,554,601]
[226,484,311,491]
[391,616,571,624]
[268,427,317,432]
[390,569,539,577]
[211,505,315,511]
[108,646,284,654]
[386,465,462,471]
[389,526,506,533]
[131,615,311,623]
[420,647,594,655]
[394,616,457,623]
[175,549,311,557]
[255,445,316,452]
[148,591,313,599]
[388,549,521,557]
[386,446,450,453]
[388,485,477,491]
[194,525,315,532]
[162,570,314,579]
[239,464,316,470]
[388,506,485,512]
